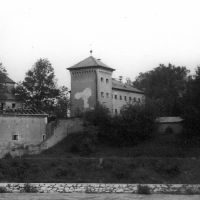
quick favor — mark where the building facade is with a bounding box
[67,55,145,116]
[0,108,48,157]
[0,75,22,110]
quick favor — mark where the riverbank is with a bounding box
[0,183,200,194]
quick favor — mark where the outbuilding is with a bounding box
[155,116,184,134]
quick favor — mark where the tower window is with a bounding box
[138,98,141,103]
[120,95,122,100]
[106,93,109,98]
[114,94,117,99]
[115,109,118,114]
[12,103,16,108]
[129,97,132,101]
[12,134,19,141]
[133,97,136,102]
[101,77,104,82]
[101,92,104,98]
[106,78,109,83]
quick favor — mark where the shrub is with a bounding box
[137,185,151,194]
[67,132,97,155]
[3,153,12,160]
[154,160,181,177]
[0,187,8,193]
[22,183,38,193]
[181,105,200,145]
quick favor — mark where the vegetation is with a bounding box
[83,103,156,147]
[0,63,8,100]
[14,58,70,117]
[137,185,151,194]
[133,63,189,116]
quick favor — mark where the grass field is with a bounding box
[1,132,200,183]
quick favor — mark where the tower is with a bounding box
[67,54,115,116]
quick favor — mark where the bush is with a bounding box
[181,106,200,145]
[0,187,8,193]
[67,132,97,156]
[154,160,181,177]
[137,185,151,194]
[103,104,155,146]
[22,183,38,193]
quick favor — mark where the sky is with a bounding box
[1,0,200,88]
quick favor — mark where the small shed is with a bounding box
[155,116,184,134]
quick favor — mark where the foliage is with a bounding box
[14,58,70,117]
[0,187,8,193]
[22,183,38,193]
[137,185,151,194]
[133,63,189,116]
[14,58,59,113]
[181,67,200,143]
[66,132,97,156]
[53,86,70,118]
[0,63,8,99]
[83,103,111,127]
[83,103,155,147]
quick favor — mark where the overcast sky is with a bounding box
[1,0,200,88]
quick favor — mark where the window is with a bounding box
[101,77,104,82]
[129,97,132,101]
[106,93,109,98]
[138,98,141,103]
[106,78,109,83]
[12,103,16,108]
[42,134,46,141]
[115,109,118,114]
[114,94,117,99]
[124,96,127,101]
[120,95,122,100]
[112,94,113,99]
[133,97,136,102]
[101,92,104,98]
[12,134,19,141]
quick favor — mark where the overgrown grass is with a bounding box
[0,156,199,183]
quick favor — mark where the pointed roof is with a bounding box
[67,56,115,71]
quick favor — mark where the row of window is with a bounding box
[101,77,109,83]
[100,92,141,102]
[72,70,94,76]
[12,134,46,141]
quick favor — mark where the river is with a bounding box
[0,193,200,200]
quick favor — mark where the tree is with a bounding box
[181,67,200,143]
[15,58,59,112]
[0,63,8,99]
[133,63,189,116]
[53,86,70,118]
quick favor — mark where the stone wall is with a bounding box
[0,183,200,194]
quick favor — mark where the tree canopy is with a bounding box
[0,63,8,99]
[15,58,60,113]
[133,63,189,116]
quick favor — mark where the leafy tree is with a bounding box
[53,86,70,118]
[181,67,200,143]
[15,58,59,112]
[0,63,8,99]
[133,63,189,116]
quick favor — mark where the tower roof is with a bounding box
[67,56,115,71]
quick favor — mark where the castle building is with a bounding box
[67,55,144,116]
[0,75,22,110]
